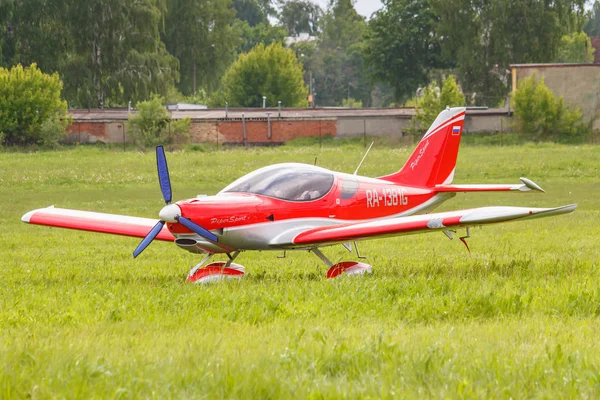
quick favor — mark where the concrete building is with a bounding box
[510,63,600,130]
[66,107,513,145]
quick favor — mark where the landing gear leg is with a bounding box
[311,248,372,279]
[187,253,214,278]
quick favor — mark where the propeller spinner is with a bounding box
[133,146,218,258]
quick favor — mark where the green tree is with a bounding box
[0,0,70,72]
[431,0,586,106]
[127,96,190,149]
[415,75,465,129]
[279,0,323,36]
[61,0,179,108]
[233,0,275,26]
[220,42,307,107]
[364,0,443,103]
[164,0,240,96]
[0,64,68,146]
[556,31,595,62]
[584,1,600,36]
[512,75,586,141]
[311,0,371,106]
[237,21,287,54]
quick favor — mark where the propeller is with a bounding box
[133,146,218,258]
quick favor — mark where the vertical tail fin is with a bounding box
[379,107,466,187]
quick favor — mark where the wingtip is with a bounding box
[21,205,55,223]
[21,210,35,223]
[520,177,545,193]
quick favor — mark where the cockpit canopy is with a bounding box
[220,163,334,201]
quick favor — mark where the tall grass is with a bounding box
[1,144,599,398]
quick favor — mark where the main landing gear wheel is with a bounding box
[186,262,245,284]
[186,251,245,284]
[326,261,372,278]
[312,248,373,278]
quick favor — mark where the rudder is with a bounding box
[379,107,466,187]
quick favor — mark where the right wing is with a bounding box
[291,204,577,246]
[21,206,174,241]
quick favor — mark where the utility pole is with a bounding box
[309,70,313,108]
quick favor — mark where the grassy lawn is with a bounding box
[1,142,599,398]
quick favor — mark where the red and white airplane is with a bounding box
[22,107,576,283]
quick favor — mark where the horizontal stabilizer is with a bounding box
[435,177,545,193]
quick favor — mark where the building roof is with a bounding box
[68,107,510,122]
[510,63,600,68]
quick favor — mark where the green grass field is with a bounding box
[1,142,599,398]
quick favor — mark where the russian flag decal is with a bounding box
[452,126,461,135]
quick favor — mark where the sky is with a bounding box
[313,0,383,19]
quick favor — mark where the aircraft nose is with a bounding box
[159,204,181,222]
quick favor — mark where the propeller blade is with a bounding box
[133,220,166,258]
[177,216,219,242]
[156,146,172,204]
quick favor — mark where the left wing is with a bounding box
[292,204,576,246]
[21,206,174,241]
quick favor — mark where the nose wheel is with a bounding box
[186,251,245,284]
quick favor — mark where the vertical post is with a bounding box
[225,102,228,119]
[262,96,266,109]
[511,67,517,94]
[500,118,504,147]
[242,113,246,146]
[319,120,322,150]
[278,101,281,118]
[128,101,131,112]
[309,70,313,108]
[266,112,272,140]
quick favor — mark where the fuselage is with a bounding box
[166,163,454,253]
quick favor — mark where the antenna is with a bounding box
[353,141,375,175]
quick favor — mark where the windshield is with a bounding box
[221,164,334,201]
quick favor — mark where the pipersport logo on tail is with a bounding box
[410,140,429,170]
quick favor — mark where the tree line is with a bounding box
[0,0,598,110]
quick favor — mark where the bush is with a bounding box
[512,75,587,141]
[221,42,307,108]
[38,117,69,148]
[0,64,68,146]
[126,96,190,149]
[342,98,363,108]
[414,75,465,130]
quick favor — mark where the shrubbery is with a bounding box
[414,75,465,130]
[126,96,190,149]
[0,64,68,147]
[512,75,587,141]
[220,42,307,108]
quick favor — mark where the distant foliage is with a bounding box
[512,75,586,141]
[584,1,600,36]
[127,97,190,149]
[414,75,465,129]
[220,42,307,107]
[341,98,362,108]
[0,64,68,147]
[555,31,595,63]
